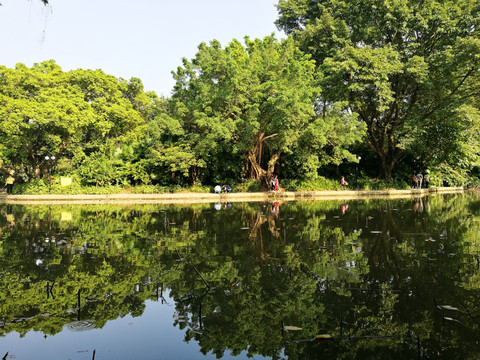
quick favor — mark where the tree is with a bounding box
[276,0,480,179]
[168,35,320,186]
[0,61,146,183]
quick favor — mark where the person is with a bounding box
[411,174,417,189]
[273,175,279,192]
[214,185,221,194]
[340,176,348,190]
[424,172,430,188]
[222,185,231,193]
[4,175,14,194]
[271,175,276,191]
[417,172,423,189]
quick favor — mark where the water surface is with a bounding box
[1,193,479,359]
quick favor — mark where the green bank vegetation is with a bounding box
[2,0,480,194]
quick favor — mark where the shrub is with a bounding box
[282,177,338,191]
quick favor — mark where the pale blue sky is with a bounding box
[0,0,284,97]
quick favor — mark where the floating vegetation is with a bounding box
[283,325,303,331]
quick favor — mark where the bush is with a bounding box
[14,178,213,195]
[358,178,410,190]
[282,176,338,191]
[234,179,262,192]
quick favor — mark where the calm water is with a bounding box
[1,193,480,359]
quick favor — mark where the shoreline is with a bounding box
[0,187,466,205]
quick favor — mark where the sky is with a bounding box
[0,0,285,97]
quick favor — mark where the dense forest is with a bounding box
[1,0,480,192]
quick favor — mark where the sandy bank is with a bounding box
[0,187,465,205]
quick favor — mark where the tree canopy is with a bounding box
[276,0,480,179]
[161,35,363,186]
[0,61,152,184]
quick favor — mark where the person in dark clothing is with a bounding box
[4,175,14,194]
[424,173,430,188]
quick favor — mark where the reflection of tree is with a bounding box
[0,195,480,358]
[0,204,179,336]
[247,202,283,260]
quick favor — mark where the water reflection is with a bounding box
[0,193,480,359]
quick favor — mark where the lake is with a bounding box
[1,192,479,359]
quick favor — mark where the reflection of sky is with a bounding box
[1,292,270,360]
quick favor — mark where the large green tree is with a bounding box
[167,35,319,185]
[276,0,480,179]
[164,35,363,186]
[0,61,147,182]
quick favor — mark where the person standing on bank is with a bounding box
[273,175,279,192]
[424,172,430,188]
[4,175,14,194]
[340,176,348,190]
[416,172,423,189]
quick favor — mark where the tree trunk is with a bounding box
[265,152,280,187]
[190,165,197,186]
[247,151,265,180]
[245,132,281,188]
[247,151,281,188]
[379,152,397,180]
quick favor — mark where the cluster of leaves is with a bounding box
[282,176,339,191]
[276,0,480,181]
[0,61,155,186]
[13,178,212,195]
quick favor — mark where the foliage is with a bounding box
[14,178,213,195]
[276,0,480,180]
[357,177,410,190]
[162,35,363,188]
[233,178,263,192]
[0,61,155,187]
[430,163,470,187]
[282,176,339,191]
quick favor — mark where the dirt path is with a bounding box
[0,187,465,205]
